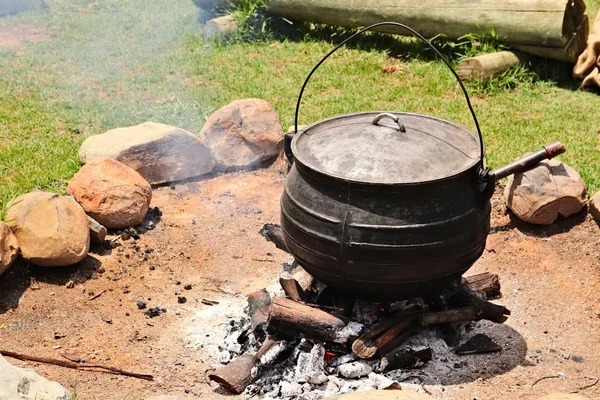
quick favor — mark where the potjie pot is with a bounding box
[281,22,565,300]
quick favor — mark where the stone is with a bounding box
[588,191,600,223]
[68,158,152,229]
[0,354,70,399]
[0,221,19,276]
[200,98,283,169]
[79,122,214,185]
[536,394,591,400]
[504,159,586,225]
[326,389,434,399]
[6,191,89,267]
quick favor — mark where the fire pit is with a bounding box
[205,224,525,399]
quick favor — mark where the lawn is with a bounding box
[1,0,600,207]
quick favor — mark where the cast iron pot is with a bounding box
[281,22,565,300]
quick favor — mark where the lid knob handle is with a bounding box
[371,113,406,132]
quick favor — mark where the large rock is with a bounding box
[326,390,434,399]
[200,98,283,169]
[68,159,152,229]
[6,191,89,267]
[0,354,70,400]
[0,221,19,276]
[588,191,600,223]
[504,159,586,225]
[79,122,214,185]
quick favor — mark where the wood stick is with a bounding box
[290,264,314,297]
[266,296,346,343]
[208,336,286,394]
[380,346,432,371]
[247,289,271,333]
[464,272,501,298]
[87,215,107,244]
[352,315,417,359]
[457,51,531,81]
[419,307,478,326]
[207,354,254,394]
[0,350,153,380]
[279,272,303,302]
[258,223,290,254]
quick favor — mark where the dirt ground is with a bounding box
[0,24,49,48]
[0,164,599,400]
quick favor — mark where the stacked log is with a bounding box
[194,0,589,63]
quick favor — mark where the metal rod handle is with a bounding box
[488,142,566,181]
[294,21,485,165]
[371,113,406,132]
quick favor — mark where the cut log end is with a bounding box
[207,354,255,394]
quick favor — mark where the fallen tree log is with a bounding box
[259,0,588,62]
[458,51,531,81]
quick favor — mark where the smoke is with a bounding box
[12,0,212,135]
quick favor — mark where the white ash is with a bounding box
[258,340,289,366]
[338,361,373,379]
[328,353,358,370]
[352,300,380,326]
[295,342,327,384]
[334,321,363,343]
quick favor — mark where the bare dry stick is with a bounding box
[0,350,153,381]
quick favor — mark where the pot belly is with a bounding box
[281,165,491,300]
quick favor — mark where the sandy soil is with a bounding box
[0,25,49,48]
[0,165,599,400]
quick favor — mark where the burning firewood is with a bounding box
[266,296,349,343]
[259,223,290,253]
[247,289,271,334]
[463,272,502,299]
[208,336,286,394]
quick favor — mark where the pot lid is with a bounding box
[292,111,481,184]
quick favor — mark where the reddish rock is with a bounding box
[200,98,283,169]
[6,191,89,267]
[504,159,586,225]
[0,222,19,276]
[588,191,600,223]
[68,159,152,229]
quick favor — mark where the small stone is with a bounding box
[218,351,231,364]
[144,307,166,318]
[504,159,586,225]
[137,299,147,309]
[97,267,105,274]
[184,284,192,290]
[53,332,65,340]
[174,280,181,285]
[178,296,187,304]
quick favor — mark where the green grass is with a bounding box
[1,0,600,211]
